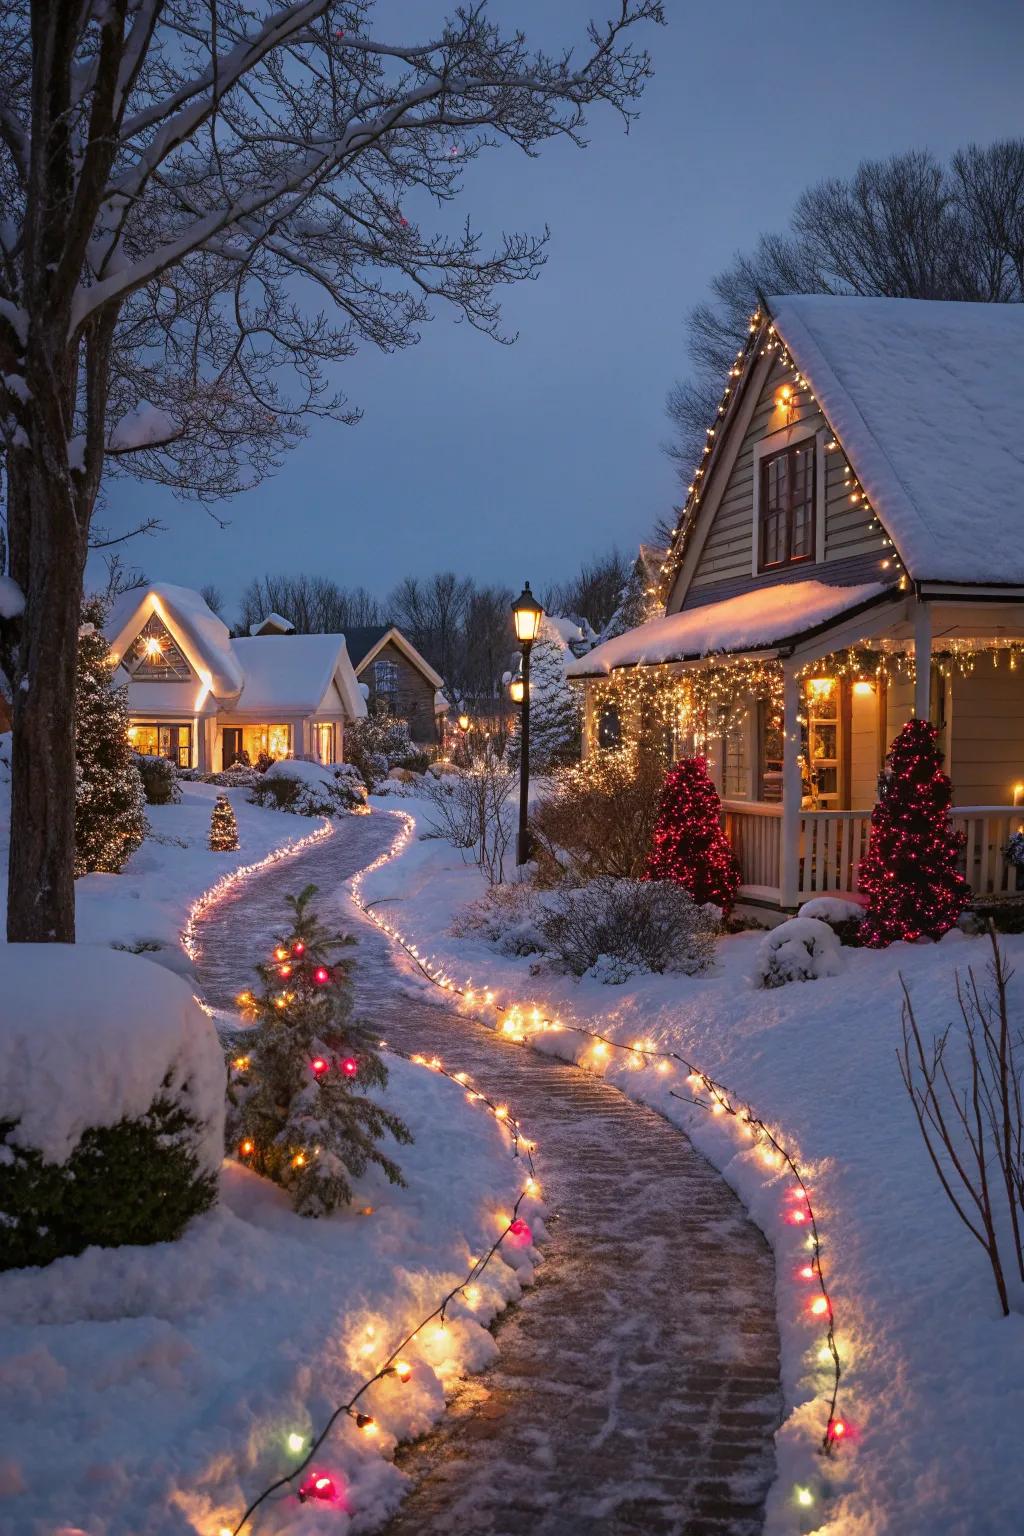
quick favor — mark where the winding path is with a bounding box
[192,810,783,1536]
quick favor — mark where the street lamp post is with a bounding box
[511,582,543,865]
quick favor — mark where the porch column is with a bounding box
[780,660,802,908]
[913,600,932,721]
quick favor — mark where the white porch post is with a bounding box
[780,660,802,908]
[914,599,932,720]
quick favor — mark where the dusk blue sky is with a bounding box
[97,0,1024,616]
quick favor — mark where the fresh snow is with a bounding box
[107,402,177,451]
[358,795,1024,1536]
[0,945,224,1172]
[233,633,366,717]
[568,579,886,677]
[770,294,1024,585]
[0,574,24,620]
[105,583,245,698]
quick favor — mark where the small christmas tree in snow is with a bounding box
[508,617,582,772]
[209,793,239,851]
[645,756,740,916]
[228,885,412,1215]
[74,596,147,877]
[858,718,969,946]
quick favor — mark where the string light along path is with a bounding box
[192,811,783,1535]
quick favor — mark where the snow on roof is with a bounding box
[544,614,586,647]
[769,295,1024,585]
[567,580,888,677]
[249,611,294,636]
[105,582,244,697]
[232,633,365,717]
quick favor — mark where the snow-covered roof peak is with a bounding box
[105,582,244,697]
[248,611,295,636]
[768,295,1024,585]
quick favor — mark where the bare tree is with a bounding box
[666,142,1024,477]
[0,0,662,939]
[237,572,382,633]
[198,582,224,617]
[546,548,630,633]
[388,570,473,687]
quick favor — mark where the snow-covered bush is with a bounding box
[133,751,180,805]
[203,767,259,788]
[248,758,366,816]
[0,947,223,1270]
[450,881,547,956]
[755,916,844,989]
[799,896,865,947]
[345,705,429,789]
[537,877,719,980]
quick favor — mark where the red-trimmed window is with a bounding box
[759,441,815,570]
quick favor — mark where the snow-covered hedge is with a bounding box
[755,916,844,988]
[0,947,224,1269]
[452,877,719,982]
[798,895,865,946]
[133,751,180,805]
[248,758,367,817]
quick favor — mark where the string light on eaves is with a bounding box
[351,810,848,1473]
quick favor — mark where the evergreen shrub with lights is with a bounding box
[133,751,180,806]
[74,598,147,874]
[645,756,740,917]
[209,793,239,851]
[0,1091,218,1272]
[345,704,429,789]
[228,885,412,1215]
[858,719,970,946]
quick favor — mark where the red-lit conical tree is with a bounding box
[645,757,740,916]
[858,718,969,947]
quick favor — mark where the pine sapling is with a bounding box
[209,793,239,851]
[228,885,412,1216]
[74,596,147,876]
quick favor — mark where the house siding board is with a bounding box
[685,355,887,601]
[357,640,437,743]
[948,668,1024,806]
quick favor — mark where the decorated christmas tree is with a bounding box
[209,793,239,851]
[508,617,582,773]
[645,756,740,916]
[228,885,412,1215]
[858,718,969,946]
[74,597,147,876]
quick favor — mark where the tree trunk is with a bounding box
[5,448,87,943]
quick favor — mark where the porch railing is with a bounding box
[721,801,1024,903]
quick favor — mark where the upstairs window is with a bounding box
[374,657,399,711]
[759,441,815,571]
[127,615,192,680]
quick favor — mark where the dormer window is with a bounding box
[759,441,816,570]
[126,615,193,680]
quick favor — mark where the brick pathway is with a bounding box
[193,810,782,1536]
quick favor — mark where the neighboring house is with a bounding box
[106,583,366,772]
[569,295,1024,908]
[343,625,447,745]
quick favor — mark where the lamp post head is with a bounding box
[512,582,543,645]
[508,676,525,705]
[457,713,470,733]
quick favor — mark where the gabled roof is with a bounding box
[347,625,445,690]
[106,583,244,697]
[249,611,295,636]
[232,634,366,717]
[567,579,889,677]
[769,295,1024,585]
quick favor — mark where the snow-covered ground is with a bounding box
[357,797,1024,1536]
[0,776,542,1535]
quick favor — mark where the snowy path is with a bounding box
[192,810,782,1536]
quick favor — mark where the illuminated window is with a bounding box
[314,722,335,764]
[128,722,191,766]
[127,615,192,681]
[241,724,292,762]
[759,442,815,570]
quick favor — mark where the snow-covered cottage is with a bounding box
[106,584,366,772]
[568,295,1024,908]
[342,625,447,745]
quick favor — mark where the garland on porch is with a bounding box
[351,810,849,1521]
[585,656,782,755]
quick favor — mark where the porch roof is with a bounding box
[566,579,889,678]
[769,295,1024,585]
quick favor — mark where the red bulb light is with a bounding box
[509,1218,532,1241]
[314,966,330,984]
[787,1209,808,1225]
[830,1419,846,1439]
[293,940,306,955]
[298,1472,337,1503]
[340,1057,358,1077]
[311,1057,328,1075]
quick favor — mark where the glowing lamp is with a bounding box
[511,582,543,644]
[494,1105,508,1119]
[787,1209,808,1225]
[776,383,794,409]
[795,1486,813,1508]
[292,1152,306,1169]
[314,966,330,984]
[355,1413,376,1433]
[292,940,305,955]
[853,679,875,696]
[311,1057,328,1076]
[298,1473,337,1504]
[508,676,525,705]
[1014,783,1024,807]
[278,963,292,977]
[810,1297,829,1317]
[829,1418,847,1440]
[457,713,470,733]
[239,1138,254,1156]
[340,1057,358,1077]
[799,1264,814,1280]
[274,946,289,961]
[393,1360,412,1382]
[287,1432,305,1454]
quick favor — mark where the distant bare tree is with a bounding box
[546,549,630,634]
[667,142,1024,478]
[199,583,225,618]
[0,0,662,942]
[388,571,473,688]
[237,574,382,634]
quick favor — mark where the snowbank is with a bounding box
[356,798,1024,1536]
[568,579,886,676]
[0,1050,542,1534]
[0,945,224,1171]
